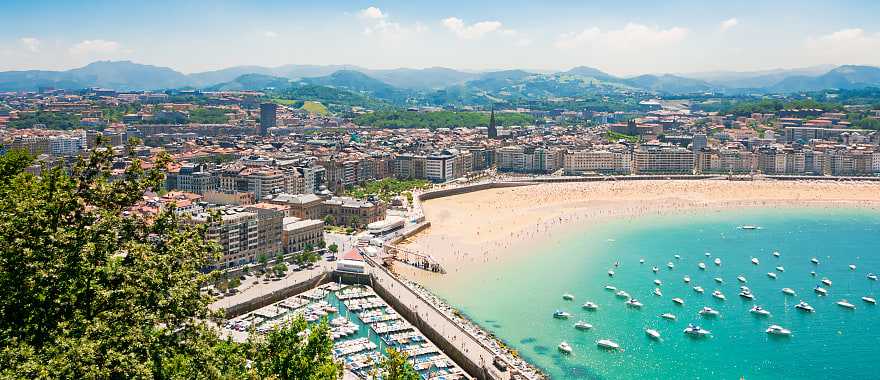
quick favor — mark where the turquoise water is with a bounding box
[422,208,880,380]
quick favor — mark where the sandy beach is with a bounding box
[397,180,880,281]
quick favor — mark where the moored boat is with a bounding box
[597,339,620,350]
[766,325,792,336]
[582,301,599,310]
[645,328,661,340]
[862,296,876,304]
[836,299,856,309]
[558,341,573,353]
[795,301,815,312]
[782,288,796,296]
[672,297,685,305]
[660,313,677,320]
[575,321,593,330]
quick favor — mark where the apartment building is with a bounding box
[425,152,454,182]
[632,144,694,174]
[190,207,259,269]
[282,217,325,254]
[563,150,631,174]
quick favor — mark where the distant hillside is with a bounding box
[299,70,412,104]
[0,61,191,91]
[203,74,291,91]
[770,65,880,93]
[621,74,715,94]
[365,67,478,90]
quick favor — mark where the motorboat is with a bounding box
[795,301,815,312]
[737,275,747,283]
[626,299,644,308]
[705,252,712,257]
[714,277,724,284]
[640,258,645,264]
[810,271,817,277]
[740,225,759,230]
[862,296,877,304]
[814,286,828,296]
[773,251,780,257]
[811,257,819,264]
[776,266,785,272]
[836,299,856,309]
[597,339,620,350]
[645,328,661,340]
[739,290,755,300]
[616,290,631,299]
[699,307,720,317]
[822,278,832,287]
[693,286,705,293]
[652,266,659,273]
[749,305,771,317]
[558,341,573,353]
[782,288,796,296]
[563,293,575,301]
[712,290,726,300]
[574,321,593,330]
[653,288,663,297]
[684,324,711,337]
[672,298,685,305]
[698,262,707,270]
[767,272,777,279]
[714,258,722,266]
[868,273,878,281]
[605,285,617,291]
[674,254,681,260]
[654,279,663,286]
[553,310,572,319]
[667,262,675,269]
[751,257,760,265]
[660,313,677,320]
[683,276,691,283]
[849,264,856,271]
[582,302,599,310]
[608,270,615,277]
[766,325,792,336]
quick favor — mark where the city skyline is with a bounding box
[3,0,880,76]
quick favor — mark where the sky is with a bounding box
[2,0,880,76]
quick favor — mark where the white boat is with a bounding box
[672,298,685,305]
[773,251,780,257]
[605,285,617,291]
[776,266,785,272]
[714,277,724,283]
[667,262,675,269]
[740,225,759,230]
[653,288,663,297]
[749,305,771,317]
[608,270,615,277]
[639,258,645,264]
[626,299,644,308]
[698,262,707,270]
[705,252,712,257]
[810,271,817,277]
[849,264,856,271]
[782,288,796,296]
[645,328,662,340]
[553,310,572,319]
[693,286,705,293]
[751,257,760,265]
[684,324,711,337]
[795,301,815,312]
[699,306,720,317]
[683,276,691,283]
[822,278,832,287]
[867,273,878,281]
[766,325,792,336]
[739,290,755,300]
[714,258,722,266]
[712,290,726,300]
[563,293,575,301]
[836,299,856,309]
[814,286,828,296]
[575,321,593,330]
[811,257,819,264]
[597,339,620,350]
[615,290,631,299]
[654,279,663,286]
[582,302,599,310]
[862,296,876,304]
[652,266,659,273]
[660,313,677,320]
[737,275,747,283]
[767,272,777,279]
[674,254,681,260]
[558,341,573,353]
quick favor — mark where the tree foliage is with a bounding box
[347,178,429,203]
[7,111,84,130]
[373,348,419,380]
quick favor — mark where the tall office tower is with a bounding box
[259,103,277,136]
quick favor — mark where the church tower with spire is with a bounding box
[487,106,498,139]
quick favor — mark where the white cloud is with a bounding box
[441,17,504,39]
[358,6,386,20]
[19,37,40,53]
[720,18,739,31]
[555,23,688,50]
[263,31,278,38]
[357,7,425,42]
[69,39,122,55]
[805,28,880,64]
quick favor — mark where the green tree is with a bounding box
[273,263,288,277]
[328,243,339,254]
[373,348,419,380]
[250,317,341,380]
[323,215,336,226]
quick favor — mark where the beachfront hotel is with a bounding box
[632,144,695,174]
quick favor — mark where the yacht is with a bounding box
[608,270,615,277]
[558,341,573,354]
[645,328,662,340]
[773,251,781,257]
[739,290,755,300]
[822,278,832,287]
[737,275,747,283]
[766,325,792,336]
[553,310,572,319]
[582,302,599,310]
[795,301,815,312]
[605,285,617,291]
[836,299,856,309]
[749,305,771,317]
[782,288,796,296]
[714,258,722,266]
[714,277,724,284]
[776,266,785,272]
[862,296,877,304]
[563,293,575,301]
[811,257,819,264]
[752,257,760,265]
[683,275,691,283]
[684,324,711,337]
[694,286,705,293]
[699,307,720,317]
[597,339,620,350]
[867,273,878,281]
[639,258,645,264]
[653,288,663,297]
[667,262,675,269]
[814,286,828,296]
[849,264,857,271]
[674,254,681,260]
[660,313,677,320]
[712,290,726,300]
[574,321,593,330]
[767,272,777,279]
[654,279,663,286]
[672,298,685,305]
[652,266,659,273]
[616,290,631,299]
[626,299,644,308]
[698,262,707,270]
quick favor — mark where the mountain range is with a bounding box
[3,60,880,101]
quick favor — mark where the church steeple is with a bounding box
[487,106,498,139]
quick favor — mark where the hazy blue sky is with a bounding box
[2,0,880,76]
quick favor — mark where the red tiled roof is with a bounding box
[342,248,363,261]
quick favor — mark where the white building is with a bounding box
[425,153,454,182]
[873,152,880,173]
[564,150,631,174]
